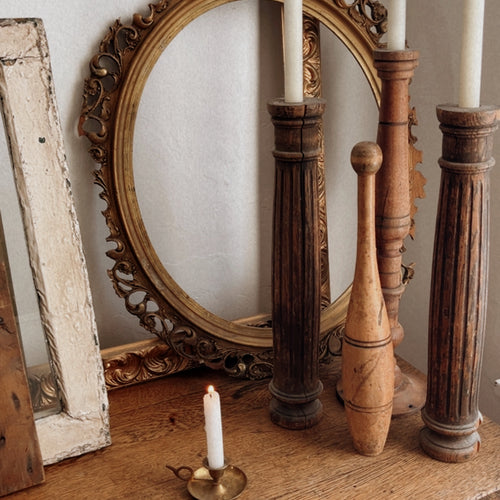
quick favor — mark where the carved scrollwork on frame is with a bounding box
[167,324,275,379]
[102,340,196,388]
[333,0,387,45]
[28,339,198,398]
[303,15,322,98]
[27,367,60,416]
[303,15,331,309]
[79,0,422,380]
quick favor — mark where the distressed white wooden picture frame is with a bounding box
[0,18,110,465]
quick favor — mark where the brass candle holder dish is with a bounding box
[167,458,247,500]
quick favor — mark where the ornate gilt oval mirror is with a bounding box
[80,0,420,379]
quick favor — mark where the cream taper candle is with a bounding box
[458,0,485,108]
[283,0,303,102]
[203,385,225,469]
[386,0,406,51]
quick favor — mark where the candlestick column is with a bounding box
[420,105,499,462]
[373,49,424,416]
[268,97,325,429]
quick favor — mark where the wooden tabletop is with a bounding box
[10,357,500,499]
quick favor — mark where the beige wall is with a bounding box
[0,1,498,422]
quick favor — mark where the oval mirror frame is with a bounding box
[80,0,418,379]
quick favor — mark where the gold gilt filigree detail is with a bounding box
[102,339,197,389]
[320,321,344,359]
[303,15,322,97]
[333,0,388,45]
[27,366,60,415]
[303,15,330,309]
[28,340,200,404]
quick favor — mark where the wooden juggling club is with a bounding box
[342,142,394,456]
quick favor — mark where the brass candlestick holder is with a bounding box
[420,104,499,462]
[167,457,247,500]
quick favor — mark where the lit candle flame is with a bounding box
[203,384,224,468]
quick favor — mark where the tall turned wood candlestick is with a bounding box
[342,142,394,456]
[373,49,426,416]
[420,105,499,462]
[268,97,325,430]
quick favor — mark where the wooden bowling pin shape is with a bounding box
[342,142,395,456]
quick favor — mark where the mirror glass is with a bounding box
[320,22,379,300]
[133,0,378,321]
[134,0,280,321]
[0,120,61,418]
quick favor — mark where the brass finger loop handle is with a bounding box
[165,464,194,482]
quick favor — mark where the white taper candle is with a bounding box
[458,0,485,108]
[386,0,407,51]
[203,385,225,469]
[283,0,303,102]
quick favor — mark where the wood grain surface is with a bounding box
[0,218,44,496]
[421,105,499,462]
[8,357,500,499]
[342,142,394,457]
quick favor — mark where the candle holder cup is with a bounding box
[167,457,247,500]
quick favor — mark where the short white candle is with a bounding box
[386,0,407,51]
[283,0,303,102]
[203,385,225,469]
[458,0,485,108]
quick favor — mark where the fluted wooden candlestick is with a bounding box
[342,142,394,456]
[420,105,499,462]
[268,97,325,430]
[373,49,426,416]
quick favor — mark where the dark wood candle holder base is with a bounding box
[269,383,324,430]
[419,421,481,463]
[420,104,499,462]
[268,97,325,430]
